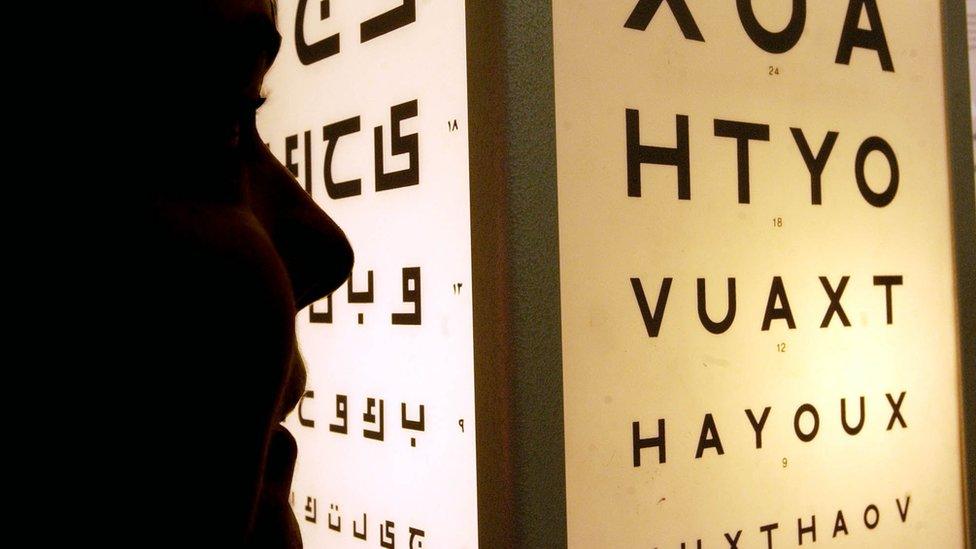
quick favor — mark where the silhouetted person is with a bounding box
[134,1,353,546]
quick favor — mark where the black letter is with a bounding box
[632,277,672,337]
[794,403,819,442]
[833,510,849,537]
[697,278,736,334]
[863,504,879,529]
[391,267,421,325]
[762,276,796,330]
[626,111,691,199]
[361,0,415,43]
[286,131,314,194]
[329,394,348,434]
[791,128,838,205]
[736,0,806,53]
[856,137,899,207]
[897,496,910,522]
[886,391,906,430]
[714,119,770,204]
[323,116,362,199]
[624,0,704,41]
[633,419,666,465]
[286,134,300,178]
[746,407,771,448]
[840,396,865,435]
[298,390,315,428]
[836,0,894,71]
[347,270,374,303]
[375,100,420,191]
[695,413,725,458]
[724,530,742,548]
[873,275,902,324]
[798,515,816,545]
[296,0,340,65]
[309,294,333,324]
[820,276,851,327]
[680,542,703,549]
[760,523,779,549]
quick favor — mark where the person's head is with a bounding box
[156,0,354,307]
[68,1,351,543]
[141,0,353,433]
[136,1,354,540]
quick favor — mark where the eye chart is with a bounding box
[258,2,477,547]
[553,1,967,546]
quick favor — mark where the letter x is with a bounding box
[886,391,906,430]
[820,276,851,327]
[624,0,704,41]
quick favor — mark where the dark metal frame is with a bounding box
[467,1,567,547]
[941,2,976,547]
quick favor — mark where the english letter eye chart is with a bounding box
[554,1,966,547]
[257,2,477,547]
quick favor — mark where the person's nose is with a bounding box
[249,144,355,310]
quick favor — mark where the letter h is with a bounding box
[633,419,666,466]
[626,111,690,199]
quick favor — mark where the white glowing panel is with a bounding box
[257,1,477,547]
[554,1,965,547]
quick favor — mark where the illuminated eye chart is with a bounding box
[258,1,477,547]
[553,1,968,547]
[255,0,975,547]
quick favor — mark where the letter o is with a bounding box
[736,0,806,54]
[863,504,880,529]
[794,403,820,442]
[855,136,899,207]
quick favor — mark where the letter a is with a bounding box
[836,0,894,71]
